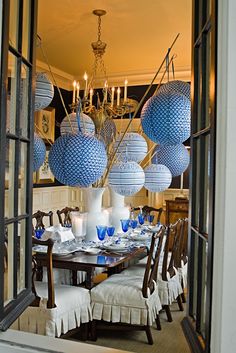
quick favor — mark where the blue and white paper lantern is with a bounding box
[108,161,145,196]
[158,80,191,100]
[114,132,148,163]
[60,112,95,136]
[144,164,172,192]
[141,91,191,145]
[100,118,116,144]
[34,72,54,111]
[33,133,46,172]
[152,144,190,177]
[48,133,107,187]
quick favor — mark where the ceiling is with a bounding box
[37,0,192,86]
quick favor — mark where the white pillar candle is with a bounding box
[72,217,83,237]
[84,72,88,98]
[117,87,121,106]
[111,86,115,107]
[76,82,80,99]
[104,81,108,102]
[89,88,93,107]
[124,79,128,102]
[72,80,76,103]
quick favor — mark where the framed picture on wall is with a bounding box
[36,147,55,184]
[35,107,55,143]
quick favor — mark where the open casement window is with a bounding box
[182,0,217,352]
[0,0,37,330]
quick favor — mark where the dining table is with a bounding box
[34,244,148,289]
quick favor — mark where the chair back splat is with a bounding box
[132,205,163,224]
[56,206,79,227]
[32,210,53,230]
[142,226,166,297]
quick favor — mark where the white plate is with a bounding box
[83,247,101,255]
[129,233,150,241]
[103,243,129,252]
[33,245,79,256]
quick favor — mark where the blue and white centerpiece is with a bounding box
[108,161,145,196]
[152,144,190,177]
[60,112,95,136]
[34,72,54,111]
[114,132,148,163]
[144,164,172,192]
[141,91,191,145]
[48,133,107,187]
[33,133,46,172]
[158,80,191,100]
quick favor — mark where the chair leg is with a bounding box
[145,326,153,345]
[155,315,161,330]
[177,295,184,311]
[90,320,97,341]
[181,292,186,303]
[164,305,173,322]
[80,323,88,341]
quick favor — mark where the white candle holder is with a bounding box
[71,212,87,242]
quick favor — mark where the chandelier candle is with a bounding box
[111,87,115,107]
[117,87,121,106]
[72,80,76,103]
[104,81,108,102]
[76,83,80,99]
[124,80,128,102]
[84,72,88,98]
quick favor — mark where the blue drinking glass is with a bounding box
[107,226,115,237]
[96,225,107,241]
[147,214,154,225]
[120,219,130,233]
[130,219,138,229]
[138,213,144,225]
[35,228,44,239]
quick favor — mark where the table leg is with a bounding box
[72,270,77,286]
[85,268,95,289]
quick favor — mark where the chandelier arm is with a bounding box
[100,33,180,187]
[38,38,74,133]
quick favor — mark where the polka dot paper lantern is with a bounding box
[108,161,145,196]
[144,164,172,192]
[100,118,116,144]
[33,133,46,172]
[60,112,95,136]
[48,133,107,187]
[141,91,191,145]
[34,72,54,111]
[158,80,191,100]
[114,132,148,163]
[152,144,190,177]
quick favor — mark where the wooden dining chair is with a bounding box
[32,210,53,231]
[91,227,166,345]
[12,237,92,338]
[56,206,79,227]
[132,205,163,224]
[158,219,184,322]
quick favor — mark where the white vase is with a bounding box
[84,187,107,242]
[109,187,130,233]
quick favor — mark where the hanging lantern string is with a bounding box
[34,122,53,146]
[100,33,180,187]
[37,35,74,134]
[137,53,177,134]
[142,147,158,169]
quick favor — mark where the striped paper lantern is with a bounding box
[114,132,148,163]
[34,72,54,111]
[158,80,191,100]
[108,161,145,196]
[141,91,191,145]
[48,133,107,187]
[33,133,46,172]
[152,144,190,177]
[144,164,172,192]
[60,112,95,136]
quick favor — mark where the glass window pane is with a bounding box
[202,135,210,234]
[4,223,14,306]
[190,230,199,319]
[7,52,18,134]
[5,139,16,219]
[20,63,29,138]
[17,219,26,294]
[18,142,28,215]
[199,239,208,339]
[9,0,19,49]
[22,0,31,60]
[192,139,201,226]
[201,32,211,129]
